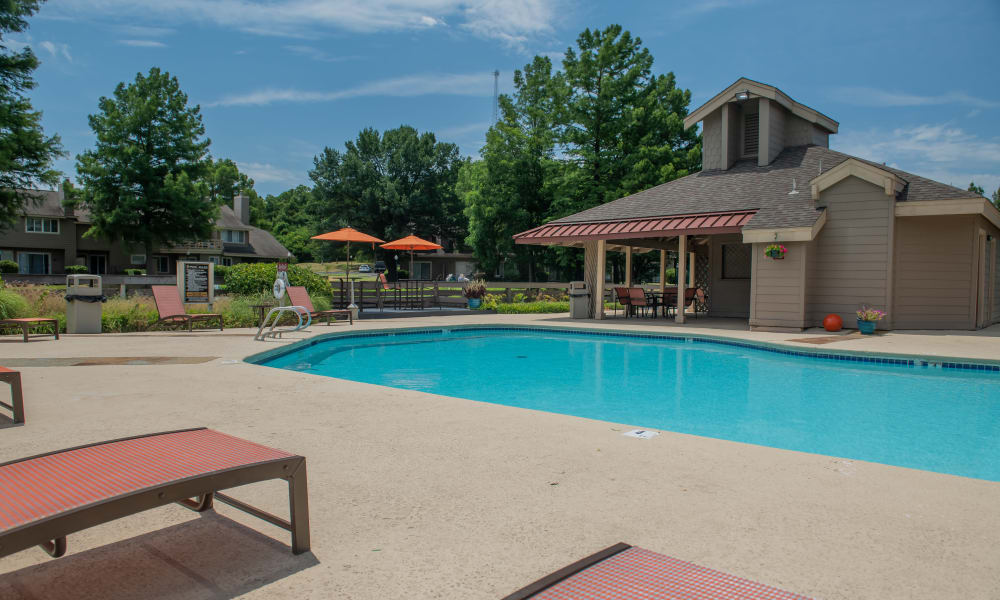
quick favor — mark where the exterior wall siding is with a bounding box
[805,177,891,328]
[749,240,808,328]
[708,234,750,318]
[1,215,76,273]
[702,110,722,170]
[784,115,830,148]
[893,215,975,330]
[767,102,785,164]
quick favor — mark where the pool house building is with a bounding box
[514,78,1000,331]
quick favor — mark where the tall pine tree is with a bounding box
[0,0,63,225]
[76,68,215,274]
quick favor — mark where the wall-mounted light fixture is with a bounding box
[734,90,750,103]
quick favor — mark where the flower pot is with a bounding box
[857,319,876,335]
[467,298,482,309]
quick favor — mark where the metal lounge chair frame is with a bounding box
[150,286,223,332]
[0,367,24,424]
[613,287,631,317]
[0,428,310,559]
[0,318,59,342]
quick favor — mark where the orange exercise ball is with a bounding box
[823,314,843,332]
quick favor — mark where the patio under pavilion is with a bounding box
[514,210,757,323]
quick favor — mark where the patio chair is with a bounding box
[150,286,223,332]
[286,286,353,325]
[0,318,59,342]
[502,543,809,600]
[0,367,24,424]
[0,428,310,559]
[627,287,654,318]
[613,287,631,317]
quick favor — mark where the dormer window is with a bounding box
[743,112,759,157]
[221,229,246,244]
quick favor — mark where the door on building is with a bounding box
[412,261,431,280]
[86,254,108,275]
[976,231,995,328]
[18,252,51,274]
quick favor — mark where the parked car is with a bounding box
[358,264,372,273]
[373,261,387,273]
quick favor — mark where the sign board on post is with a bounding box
[177,261,215,307]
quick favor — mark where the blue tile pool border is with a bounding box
[244,324,1000,374]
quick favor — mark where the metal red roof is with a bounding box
[513,210,757,244]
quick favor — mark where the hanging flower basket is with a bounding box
[764,244,787,260]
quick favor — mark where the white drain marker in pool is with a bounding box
[623,429,660,439]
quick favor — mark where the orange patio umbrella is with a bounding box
[311,227,385,280]
[380,235,442,280]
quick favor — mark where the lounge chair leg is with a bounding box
[177,493,215,512]
[288,461,311,554]
[21,324,28,343]
[40,537,66,558]
[10,372,23,424]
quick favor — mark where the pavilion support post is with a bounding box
[624,246,632,288]
[595,240,606,320]
[676,234,687,324]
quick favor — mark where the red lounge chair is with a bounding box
[151,286,223,332]
[286,286,353,325]
[0,367,24,424]
[503,543,810,600]
[0,318,59,342]
[0,428,310,558]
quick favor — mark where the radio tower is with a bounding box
[492,70,500,123]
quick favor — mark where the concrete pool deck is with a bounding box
[0,313,998,599]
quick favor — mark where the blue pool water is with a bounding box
[257,327,1000,481]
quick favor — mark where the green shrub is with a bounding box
[225,262,330,298]
[0,289,31,319]
[0,260,18,274]
[491,301,569,314]
[124,268,146,276]
[102,296,158,332]
[213,264,229,284]
[65,265,88,274]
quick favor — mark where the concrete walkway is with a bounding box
[0,314,998,599]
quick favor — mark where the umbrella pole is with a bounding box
[409,250,414,280]
[347,241,357,310]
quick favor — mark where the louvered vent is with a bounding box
[744,112,759,156]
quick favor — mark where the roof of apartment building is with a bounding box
[546,145,984,231]
[17,190,291,259]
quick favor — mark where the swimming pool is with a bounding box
[255,327,1000,481]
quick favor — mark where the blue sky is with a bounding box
[15,0,1000,197]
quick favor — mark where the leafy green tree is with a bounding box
[76,67,215,274]
[969,181,985,196]
[205,157,266,224]
[309,125,465,278]
[552,25,700,219]
[0,0,63,226]
[462,56,560,281]
[260,185,323,262]
[993,187,999,209]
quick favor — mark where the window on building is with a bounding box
[25,218,59,234]
[721,244,751,279]
[221,257,233,266]
[155,255,170,273]
[208,256,219,264]
[221,229,247,244]
[130,254,146,265]
[743,112,759,157]
[18,252,50,274]
[0,250,13,262]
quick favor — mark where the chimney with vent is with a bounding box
[233,194,250,226]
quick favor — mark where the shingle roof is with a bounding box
[217,205,251,230]
[551,145,982,230]
[18,190,64,218]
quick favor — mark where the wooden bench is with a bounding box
[0,318,59,342]
[0,367,23,424]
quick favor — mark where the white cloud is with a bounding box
[239,161,301,184]
[679,0,758,15]
[833,124,1000,195]
[39,40,72,61]
[830,86,1000,109]
[115,25,175,37]
[51,0,562,46]
[119,39,167,47]
[284,45,357,63]
[207,72,495,107]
